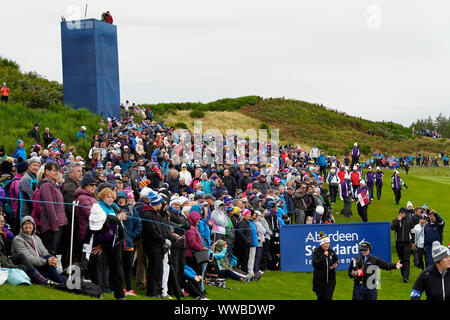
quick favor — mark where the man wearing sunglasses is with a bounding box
[348,241,402,300]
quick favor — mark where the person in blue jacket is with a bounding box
[12,140,26,161]
[248,210,259,281]
[316,151,328,177]
[119,153,133,174]
[424,209,445,268]
[116,191,142,296]
[76,126,87,141]
[183,264,209,300]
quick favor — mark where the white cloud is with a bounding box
[1,0,449,126]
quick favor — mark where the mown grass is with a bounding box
[1,167,448,300]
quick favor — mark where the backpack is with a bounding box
[0,178,20,220]
[205,258,220,278]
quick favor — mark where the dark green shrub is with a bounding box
[189,110,205,118]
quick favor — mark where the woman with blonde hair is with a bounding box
[83,187,126,300]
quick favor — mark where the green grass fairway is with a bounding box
[0,167,449,300]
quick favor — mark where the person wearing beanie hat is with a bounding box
[411,241,450,300]
[348,240,402,300]
[235,208,254,277]
[312,231,338,300]
[12,140,26,162]
[391,207,416,283]
[141,189,170,298]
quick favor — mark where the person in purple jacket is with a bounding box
[391,170,408,205]
[339,173,353,218]
[364,166,375,201]
[38,162,68,255]
[375,166,384,200]
[355,180,370,222]
[351,143,360,168]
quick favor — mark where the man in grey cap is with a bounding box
[411,241,450,300]
[18,157,41,220]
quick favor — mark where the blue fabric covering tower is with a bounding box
[61,19,121,119]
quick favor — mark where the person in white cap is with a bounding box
[339,173,353,218]
[410,241,450,300]
[312,232,338,300]
[350,165,361,198]
[351,142,360,168]
[391,170,408,205]
[375,166,384,200]
[1,82,10,103]
[355,180,370,222]
[76,126,87,141]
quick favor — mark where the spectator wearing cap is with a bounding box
[413,214,428,270]
[141,191,169,298]
[374,166,384,200]
[167,197,191,297]
[391,207,415,283]
[179,163,192,186]
[355,180,370,223]
[411,241,450,300]
[235,208,254,276]
[312,232,338,300]
[348,241,402,300]
[115,191,142,296]
[211,200,228,242]
[17,156,40,221]
[76,126,87,141]
[424,209,445,268]
[12,140,26,161]
[391,170,408,205]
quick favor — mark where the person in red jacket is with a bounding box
[103,11,113,24]
[350,166,361,198]
[1,83,10,103]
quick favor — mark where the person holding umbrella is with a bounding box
[312,232,338,300]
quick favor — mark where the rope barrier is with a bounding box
[0,196,275,233]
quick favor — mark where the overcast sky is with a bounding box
[1,0,449,126]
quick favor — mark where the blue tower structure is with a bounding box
[61,19,121,119]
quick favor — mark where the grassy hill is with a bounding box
[146,97,449,157]
[0,102,106,159]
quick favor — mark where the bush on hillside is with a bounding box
[189,110,205,118]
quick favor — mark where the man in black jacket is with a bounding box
[27,123,40,145]
[348,241,402,300]
[391,207,415,283]
[43,127,55,148]
[411,241,450,300]
[222,169,237,197]
[167,198,191,298]
[60,162,83,269]
[141,191,171,298]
